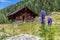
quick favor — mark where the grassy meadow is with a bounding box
[0,22,40,36]
[0,12,60,40]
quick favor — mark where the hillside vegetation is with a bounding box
[0,0,60,23]
[0,12,60,39]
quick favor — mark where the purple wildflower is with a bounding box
[41,10,46,19]
[48,17,52,26]
[40,10,46,25]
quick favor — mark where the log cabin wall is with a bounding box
[8,7,37,22]
[15,12,34,21]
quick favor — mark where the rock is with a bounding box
[55,22,60,25]
[0,32,10,37]
[3,34,44,40]
[34,17,41,22]
[52,22,60,25]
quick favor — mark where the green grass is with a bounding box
[0,21,59,36]
[0,12,60,40]
[0,22,41,36]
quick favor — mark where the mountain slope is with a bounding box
[0,0,60,23]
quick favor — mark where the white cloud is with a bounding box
[0,0,11,2]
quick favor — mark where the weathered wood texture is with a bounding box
[8,7,37,21]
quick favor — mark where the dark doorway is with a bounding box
[23,16,25,21]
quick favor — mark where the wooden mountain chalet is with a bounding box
[8,7,37,22]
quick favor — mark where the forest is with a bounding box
[0,0,60,23]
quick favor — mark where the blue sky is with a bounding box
[0,0,23,10]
